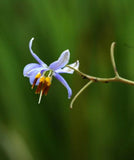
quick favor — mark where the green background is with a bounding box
[0,0,134,160]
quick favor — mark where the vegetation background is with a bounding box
[0,0,134,160]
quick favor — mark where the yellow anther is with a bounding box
[45,77,51,86]
[35,73,41,78]
[40,76,45,83]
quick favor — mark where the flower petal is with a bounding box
[56,60,79,74]
[29,38,48,67]
[23,63,48,78]
[49,49,70,70]
[54,73,72,99]
[23,63,41,77]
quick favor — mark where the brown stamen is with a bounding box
[42,82,47,95]
[35,76,46,94]
[31,78,38,89]
[44,86,51,95]
[35,82,43,94]
[31,73,41,89]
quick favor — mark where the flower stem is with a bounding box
[67,42,134,108]
[67,42,134,86]
[110,42,119,77]
[70,80,93,109]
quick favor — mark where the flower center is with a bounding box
[31,70,53,104]
[43,70,53,77]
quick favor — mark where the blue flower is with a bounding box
[23,38,79,104]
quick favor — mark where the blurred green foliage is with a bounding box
[0,0,134,160]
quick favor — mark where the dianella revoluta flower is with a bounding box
[23,38,79,104]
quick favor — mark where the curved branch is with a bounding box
[67,42,134,108]
[70,80,93,109]
[110,42,119,77]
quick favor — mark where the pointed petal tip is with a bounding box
[28,37,47,66]
[31,37,34,41]
[29,38,33,48]
[76,60,80,68]
[68,91,72,99]
[54,73,72,99]
[29,38,34,47]
[66,49,70,54]
[68,96,71,99]
[66,49,69,52]
[62,49,70,56]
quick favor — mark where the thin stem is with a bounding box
[118,76,134,85]
[110,42,119,77]
[86,75,134,85]
[70,80,93,109]
[67,42,134,108]
[67,65,134,85]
